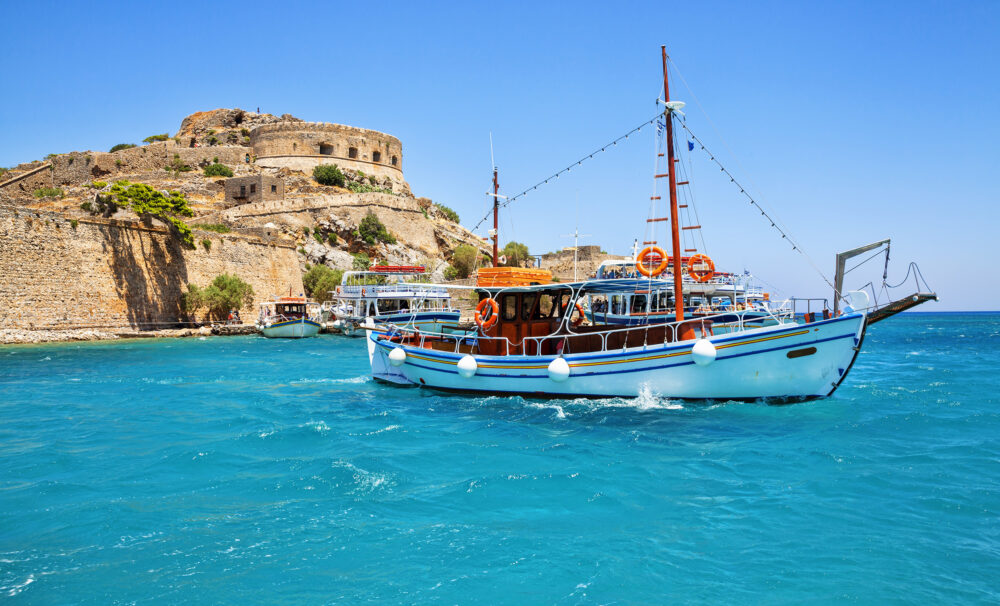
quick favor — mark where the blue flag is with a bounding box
[688,141,694,151]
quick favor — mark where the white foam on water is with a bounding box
[528,402,567,419]
[365,424,401,436]
[304,420,330,433]
[5,575,34,597]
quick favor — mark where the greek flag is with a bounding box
[688,141,694,151]
[656,120,665,135]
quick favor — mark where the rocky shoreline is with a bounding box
[0,325,258,345]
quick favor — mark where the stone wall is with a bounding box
[0,204,301,329]
[224,175,284,206]
[540,245,629,281]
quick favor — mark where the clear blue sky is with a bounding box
[2,1,997,310]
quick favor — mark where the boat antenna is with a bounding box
[561,198,591,282]
[662,45,684,322]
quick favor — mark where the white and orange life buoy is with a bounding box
[475,297,499,330]
[636,246,668,277]
[562,300,586,328]
[687,254,715,283]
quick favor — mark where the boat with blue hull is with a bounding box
[330,266,461,337]
[257,296,322,338]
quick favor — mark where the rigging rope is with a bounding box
[676,118,838,294]
[472,114,662,232]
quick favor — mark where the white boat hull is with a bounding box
[259,318,322,338]
[340,311,462,338]
[368,313,866,400]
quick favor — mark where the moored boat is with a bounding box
[257,296,322,338]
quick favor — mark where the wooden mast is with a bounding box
[492,167,499,267]
[662,45,684,321]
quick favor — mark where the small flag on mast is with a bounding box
[688,141,695,151]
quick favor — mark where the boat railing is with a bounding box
[380,307,792,357]
[788,297,832,322]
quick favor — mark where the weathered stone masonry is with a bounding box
[0,205,302,329]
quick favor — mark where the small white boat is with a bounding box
[257,296,322,338]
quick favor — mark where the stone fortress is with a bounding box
[0,108,487,338]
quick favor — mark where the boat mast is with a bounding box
[662,45,684,322]
[492,167,500,267]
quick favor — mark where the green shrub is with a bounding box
[345,181,393,195]
[298,247,306,255]
[202,239,212,251]
[207,136,219,146]
[302,264,343,303]
[358,212,396,245]
[313,164,346,187]
[352,252,371,271]
[443,265,460,280]
[192,223,231,234]
[327,232,338,245]
[240,128,250,137]
[45,153,59,160]
[449,244,478,279]
[89,181,108,189]
[0,167,8,177]
[303,226,311,236]
[33,187,63,199]
[182,274,254,320]
[206,129,216,136]
[501,241,531,267]
[102,180,195,247]
[203,163,233,177]
[70,219,79,230]
[115,159,123,167]
[80,201,92,212]
[143,133,169,143]
[313,231,324,244]
[435,203,460,223]
[167,154,192,173]
[110,143,136,152]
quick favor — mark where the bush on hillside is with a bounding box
[182,274,254,320]
[501,241,531,267]
[302,264,343,303]
[313,164,346,187]
[110,143,136,153]
[358,212,396,245]
[143,133,169,143]
[192,223,231,233]
[33,187,63,199]
[352,252,371,271]
[97,180,195,247]
[203,163,233,177]
[448,244,479,279]
[436,203,460,223]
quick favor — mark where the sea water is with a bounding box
[0,312,997,604]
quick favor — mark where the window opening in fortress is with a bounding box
[189,138,196,148]
[250,184,256,194]
[271,185,277,193]
[391,156,398,166]
[349,147,358,159]
[372,151,382,163]
[240,185,246,196]
[320,143,334,155]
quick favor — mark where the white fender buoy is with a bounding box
[388,347,406,367]
[691,338,717,366]
[457,355,478,378]
[331,319,343,329]
[547,357,570,382]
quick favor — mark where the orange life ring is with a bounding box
[362,287,366,297]
[636,246,668,277]
[687,254,715,283]
[562,300,586,327]
[475,298,499,330]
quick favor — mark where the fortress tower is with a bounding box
[250,122,408,192]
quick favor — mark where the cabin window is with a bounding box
[536,293,556,319]
[521,294,537,320]
[349,147,358,159]
[320,143,334,155]
[501,294,517,321]
[631,295,647,314]
[372,151,381,162]
[611,295,624,315]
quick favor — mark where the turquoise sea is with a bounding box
[1,312,997,604]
